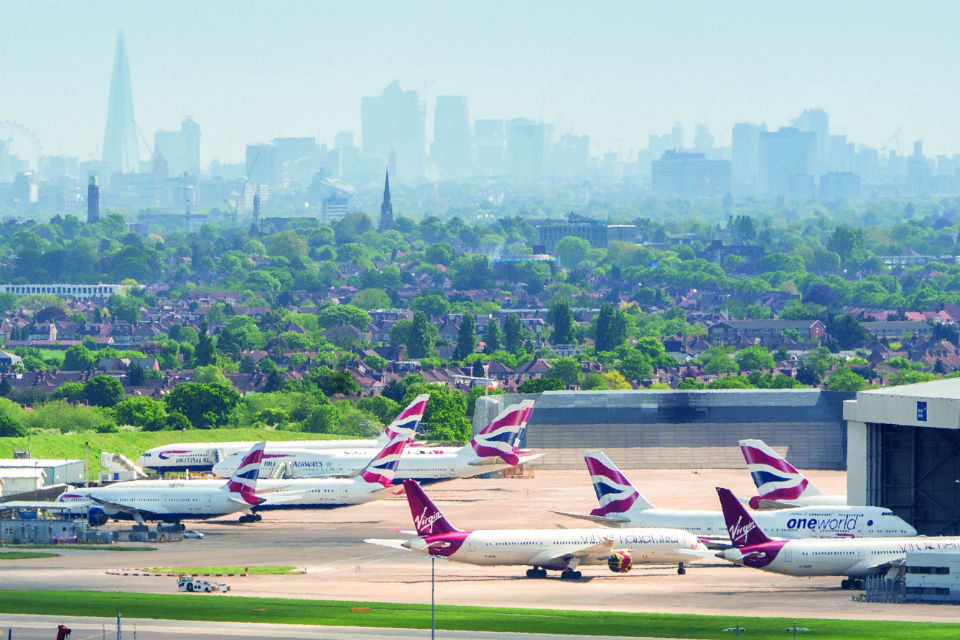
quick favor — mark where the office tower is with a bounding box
[379,170,393,231]
[793,109,829,175]
[759,127,815,197]
[731,122,765,193]
[431,96,470,181]
[474,119,506,176]
[102,31,140,174]
[671,122,683,149]
[651,151,731,197]
[154,117,201,177]
[246,143,277,187]
[694,125,714,153]
[552,133,590,177]
[273,137,317,182]
[87,177,100,223]
[361,82,426,180]
[321,193,349,225]
[506,118,553,179]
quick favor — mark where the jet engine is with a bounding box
[607,550,633,573]
[87,506,108,527]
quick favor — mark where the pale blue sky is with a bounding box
[1,1,957,166]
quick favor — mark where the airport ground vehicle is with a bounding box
[182,530,204,539]
[177,576,228,592]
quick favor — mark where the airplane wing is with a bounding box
[529,537,615,567]
[89,496,167,522]
[363,538,410,550]
[550,510,630,528]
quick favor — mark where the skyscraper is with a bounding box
[154,117,201,177]
[379,170,393,231]
[361,82,425,180]
[87,177,100,223]
[102,32,140,174]
[731,122,765,193]
[431,96,470,181]
[759,127,815,198]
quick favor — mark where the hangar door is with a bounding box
[869,423,960,535]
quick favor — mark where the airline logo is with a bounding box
[470,404,529,466]
[158,449,193,461]
[226,442,265,505]
[585,454,639,516]
[384,394,430,442]
[414,506,445,535]
[728,515,758,546]
[740,441,808,501]
[359,438,407,487]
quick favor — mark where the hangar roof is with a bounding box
[844,379,960,429]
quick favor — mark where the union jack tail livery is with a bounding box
[583,451,654,517]
[469,400,535,466]
[739,439,822,508]
[384,394,430,442]
[359,435,410,487]
[716,486,773,547]
[225,442,266,506]
[403,479,459,536]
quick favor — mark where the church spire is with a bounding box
[379,169,393,231]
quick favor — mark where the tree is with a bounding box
[0,398,25,437]
[194,318,216,367]
[504,313,524,354]
[309,366,360,396]
[83,375,125,408]
[735,345,775,372]
[357,395,402,425]
[351,288,393,311]
[701,346,740,375]
[452,314,477,360]
[63,344,98,371]
[402,383,471,442]
[164,382,240,429]
[617,349,653,381]
[126,362,145,387]
[54,382,85,404]
[549,300,576,345]
[555,236,590,270]
[302,403,342,433]
[471,359,485,377]
[194,365,231,388]
[316,304,371,330]
[546,357,583,386]
[0,376,10,397]
[406,311,436,359]
[483,320,502,354]
[825,366,868,392]
[594,303,627,352]
[517,377,564,393]
[409,294,450,319]
[829,314,871,350]
[266,230,309,259]
[114,396,167,431]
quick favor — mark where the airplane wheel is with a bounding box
[841,579,850,590]
[573,571,582,579]
[537,569,547,578]
[678,563,686,575]
[854,579,865,590]
[526,569,536,578]
[254,514,262,522]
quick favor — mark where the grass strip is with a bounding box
[0,552,58,560]
[141,566,303,575]
[4,545,155,552]
[0,590,955,639]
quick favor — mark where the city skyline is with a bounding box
[2,1,960,166]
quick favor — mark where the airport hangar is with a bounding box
[474,389,852,470]
[845,378,960,536]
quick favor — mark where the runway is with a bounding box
[0,468,956,629]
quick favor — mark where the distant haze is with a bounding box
[2,1,958,164]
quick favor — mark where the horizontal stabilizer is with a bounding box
[364,538,411,550]
[677,548,720,559]
[550,510,630,528]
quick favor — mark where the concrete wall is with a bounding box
[475,389,851,470]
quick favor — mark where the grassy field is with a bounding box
[141,566,304,575]
[4,544,155,552]
[0,552,58,560]
[0,590,954,639]
[0,429,345,476]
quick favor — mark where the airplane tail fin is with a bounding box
[225,442,266,505]
[583,450,654,516]
[468,402,532,466]
[739,438,821,508]
[359,433,410,488]
[374,394,430,447]
[716,486,773,547]
[402,479,459,536]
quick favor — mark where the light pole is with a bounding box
[723,625,745,640]
[785,620,808,640]
[431,554,436,640]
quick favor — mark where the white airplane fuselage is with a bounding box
[722,536,960,577]
[137,439,382,472]
[602,506,916,539]
[83,481,255,523]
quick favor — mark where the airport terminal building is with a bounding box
[475,389,851,470]
[844,378,960,536]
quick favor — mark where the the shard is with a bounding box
[102,31,139,173]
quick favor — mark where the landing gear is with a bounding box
[525,567,547,578]
[239,513,262,523]
[560,570,582,580]
[677,562,686,575]
[841,578,864,590]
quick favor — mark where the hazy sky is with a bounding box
[2,1,958,166]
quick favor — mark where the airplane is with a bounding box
[135,394,431,474]
[552,451,917,540]
[365,479,706,580]
[64,442,269,526]
[210,400,540,482]
[739,438,847,509]
[710,486,960,590]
